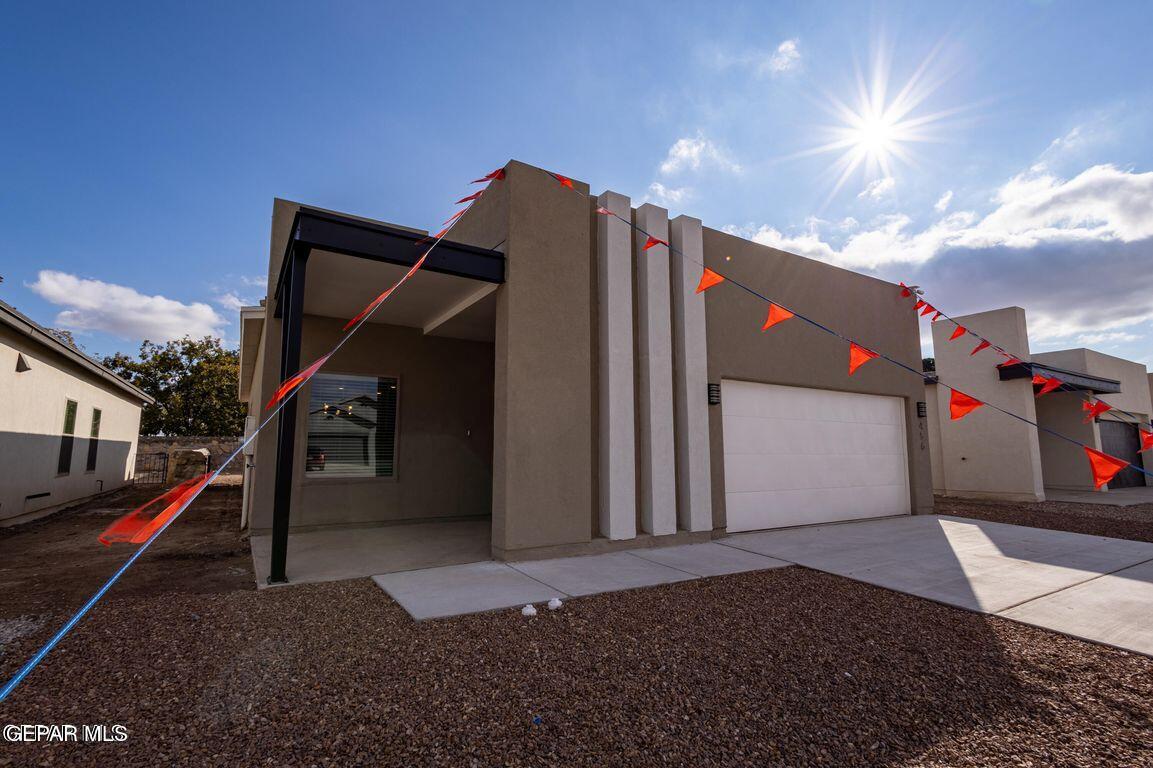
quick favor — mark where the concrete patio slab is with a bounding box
[509,552,698,597]
[251,519,490,587]
[629,542,791,576]
[372,561,563,620]
[1001,559,1153,655]
[720,514,1153,654]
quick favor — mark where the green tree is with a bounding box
[103,337,245,436]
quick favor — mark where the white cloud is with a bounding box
[934,190,953,212]
[858,176,896,200]
[728,163,1153,352]
[214,292,247,312]
[658,135,741,176]
[761,39,801,75]
[27,270,226,342]
[645,182,691,206]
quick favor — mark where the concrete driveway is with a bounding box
[722,514,1153,655]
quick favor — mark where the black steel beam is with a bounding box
[268,243,309,584]
[998,361,1122,394]
[273,207,504,316]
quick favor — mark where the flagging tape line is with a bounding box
[0,194,478,704]
[899,287,1153,431]
[548,168,1153,481]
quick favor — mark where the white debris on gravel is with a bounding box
[520,604,537,617]
[0,615,45,654]
[547,598,563,611]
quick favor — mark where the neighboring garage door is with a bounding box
[1098,419,1147,489]
[721,380,911,532]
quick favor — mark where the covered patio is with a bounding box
[249,204,505,584]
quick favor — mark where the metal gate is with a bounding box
[1098,420,1147,489]
[132,452,168,485]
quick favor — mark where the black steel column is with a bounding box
[268,243,309,584]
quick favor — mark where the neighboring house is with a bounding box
[926,306,1151,501]
[0,300,154,526]
[239,160,932,583]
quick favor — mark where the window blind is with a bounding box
[305,373,398,478]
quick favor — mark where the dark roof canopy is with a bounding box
[997,361,1122,394]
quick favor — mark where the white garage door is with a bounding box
[722,380,910,532]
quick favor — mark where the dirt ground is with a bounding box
[0,490,1150,767]
[936,495,1153,544]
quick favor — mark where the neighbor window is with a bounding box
[86,408,102,472]
[305,373,398,478]
[57,399,77,475]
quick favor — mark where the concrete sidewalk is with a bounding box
[721,514,1153,656]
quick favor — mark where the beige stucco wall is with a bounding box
[699,229,935,525]
[1033,348,1152,422]
[1035,391,1099,490]
[247,317,494,532]
[0,325,144,523]
[929,307,1045,501]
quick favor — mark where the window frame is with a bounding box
[57,398,78,476]
[86,407,102,473]
[300,370,401,484]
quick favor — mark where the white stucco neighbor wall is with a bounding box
[0,326,145,524]
[930,307,1045,501]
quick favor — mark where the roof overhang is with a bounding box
[0,300,155,405]
[273,207,504,319]
[998,361,1122,394]
[238,305,265,403]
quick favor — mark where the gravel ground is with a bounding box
[937,496,1153,543]
[1,494,1151,766]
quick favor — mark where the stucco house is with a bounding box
[0,300,153,526]
[926,306,1151,500]
[238,160,933,584]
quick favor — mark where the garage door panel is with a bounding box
[722,416,905,458]
[722,380,911,532]
[726,485,911,532]
[723,452,908,493]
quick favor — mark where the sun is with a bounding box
[796,41,966,201]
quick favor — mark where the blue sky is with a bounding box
[2,1,1151,363]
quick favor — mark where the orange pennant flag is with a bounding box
[99,473,213,546]
[913,300,926,312]
[848,343,879,376]
[970,339,991,356]
[1084,447,1129,488]
[343,251,431,331]
[898,282,912,298]
[595,206,615,216]
[455,190,483,204]
[1140,429,1153,453]
[1082,399,1113,422]
[931,311,942,322]
[643,235,668,251]
[949,325,966,341]
[265,353,333,410]
[1035,376,1063,396]
[949,389,984,421]
[471,168,505,184]
[762,303,795,331]
[442,208,468,225]
[553,173,575,189]
[694,268,725,294]
[920,303,936,317]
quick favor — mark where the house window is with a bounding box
[58,399,78,475]
[305,373,398,478]
[86,408,102,472]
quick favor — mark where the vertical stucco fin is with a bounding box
[669,215,713,532]
[634,204,677,536]
[596,191,638,540]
